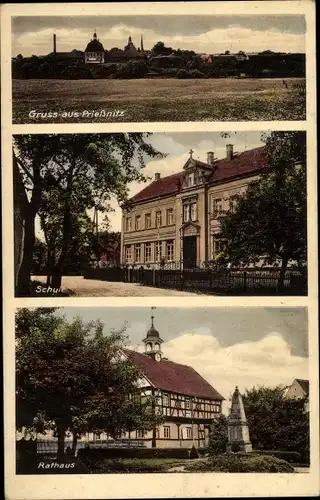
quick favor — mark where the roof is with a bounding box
[123,348,224,400]
[130,146,267,204]
[296,379,309,395]
[85,39,105,52]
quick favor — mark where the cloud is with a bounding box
[131,331,308,414]
[12,23,305,57]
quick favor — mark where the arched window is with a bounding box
[155,343,160,351]
[146,343,152,352]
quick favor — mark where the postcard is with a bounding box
[1,1,318,500]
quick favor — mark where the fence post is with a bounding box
[243,271,247,292]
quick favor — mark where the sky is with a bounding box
[54,306,308,410]
[12,15,306,57]
[33,131,266,239]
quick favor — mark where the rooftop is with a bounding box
[129,146,268,204]
[123,348,224,400]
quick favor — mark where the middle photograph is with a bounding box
[13,130,307,298]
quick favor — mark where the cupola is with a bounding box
[142,307,163,362]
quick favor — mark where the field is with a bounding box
[12,77,306,123]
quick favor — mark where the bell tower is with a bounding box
[142,307,163,362]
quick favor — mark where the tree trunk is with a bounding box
[278,256,289,292]
[16,213,36,296]
[57,424,66,462]
[71,433,78,457]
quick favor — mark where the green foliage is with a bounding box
[208,414,228,455]
[16,308,164,457]
[219,131,307,288]
[242,386,309,463]
[87,457,185,473]
[184,454,294,473]
[14,133,165,293]
[78,446,190,464]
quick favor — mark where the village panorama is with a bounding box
[12,20,306,122]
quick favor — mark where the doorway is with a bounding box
[183,235,197,269]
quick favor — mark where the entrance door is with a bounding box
[183,236,197,269]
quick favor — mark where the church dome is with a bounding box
[85,38,105,53]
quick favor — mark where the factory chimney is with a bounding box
[207,151,214,166]
[53,34,57,54]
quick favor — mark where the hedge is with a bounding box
[78,447,190,463]
[253,450,303,464]
[184,454,295,473]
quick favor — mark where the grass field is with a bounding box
[12,77,306,123]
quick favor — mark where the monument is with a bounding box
[227,386,252,453]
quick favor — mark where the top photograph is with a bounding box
[11,13,306,123]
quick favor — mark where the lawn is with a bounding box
[86,457,189,473]
[12,77,306,123]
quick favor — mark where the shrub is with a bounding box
[184,454,294,473]
[78,446,190,464]
[189,69,207,78]
[189,446,199,459]
[208,415,228,455]
[176,69,191,79]
[254,450,302,464]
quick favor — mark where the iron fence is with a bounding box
[83,265,307,295]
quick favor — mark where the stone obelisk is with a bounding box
[227,386,252,453]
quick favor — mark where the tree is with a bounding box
[151,41,173,55]
[208,414,228,455]
[219,131,307,290]
[242,386,309,462]
[16,308,164,461]
[13,134,165,295]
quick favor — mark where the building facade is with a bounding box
[121,144,268,269]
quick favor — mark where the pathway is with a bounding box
[32,275,202,297]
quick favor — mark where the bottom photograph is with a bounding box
[15,306,309,474]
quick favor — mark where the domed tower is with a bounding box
[142,307,163,362]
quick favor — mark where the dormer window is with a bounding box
[185,172,195,187]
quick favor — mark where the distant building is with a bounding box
[284,378,309,412]
[84,32,105,64]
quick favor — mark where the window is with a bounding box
[164,426,170,439]
[145,213,152,229]
[185,172,195,187]
[155,241,162,262]
[185,398,191,410]
[212,234,224,256]
[166,240,174,261]
[125,245,132,262]
[135,215,141,230]
[135,243,141,262]
[146,342,152,352]
[186,427,192,439]
[213,198,223,216]
[229,195,237,213]
[183,205,190,222]
[190,202,197,221]
[144,242,152,262]
[125,217,132,232]
[155,343,160,351]
[166,208,174,225]
[136,429,145,438]
[163,394,169,406]
[156,211,162,228]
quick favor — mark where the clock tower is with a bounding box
[142,308,163,362]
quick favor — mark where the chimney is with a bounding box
[207,151,214,166]
[226,144,234,161]
[53,34,57,54]
[155,173,161,181]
